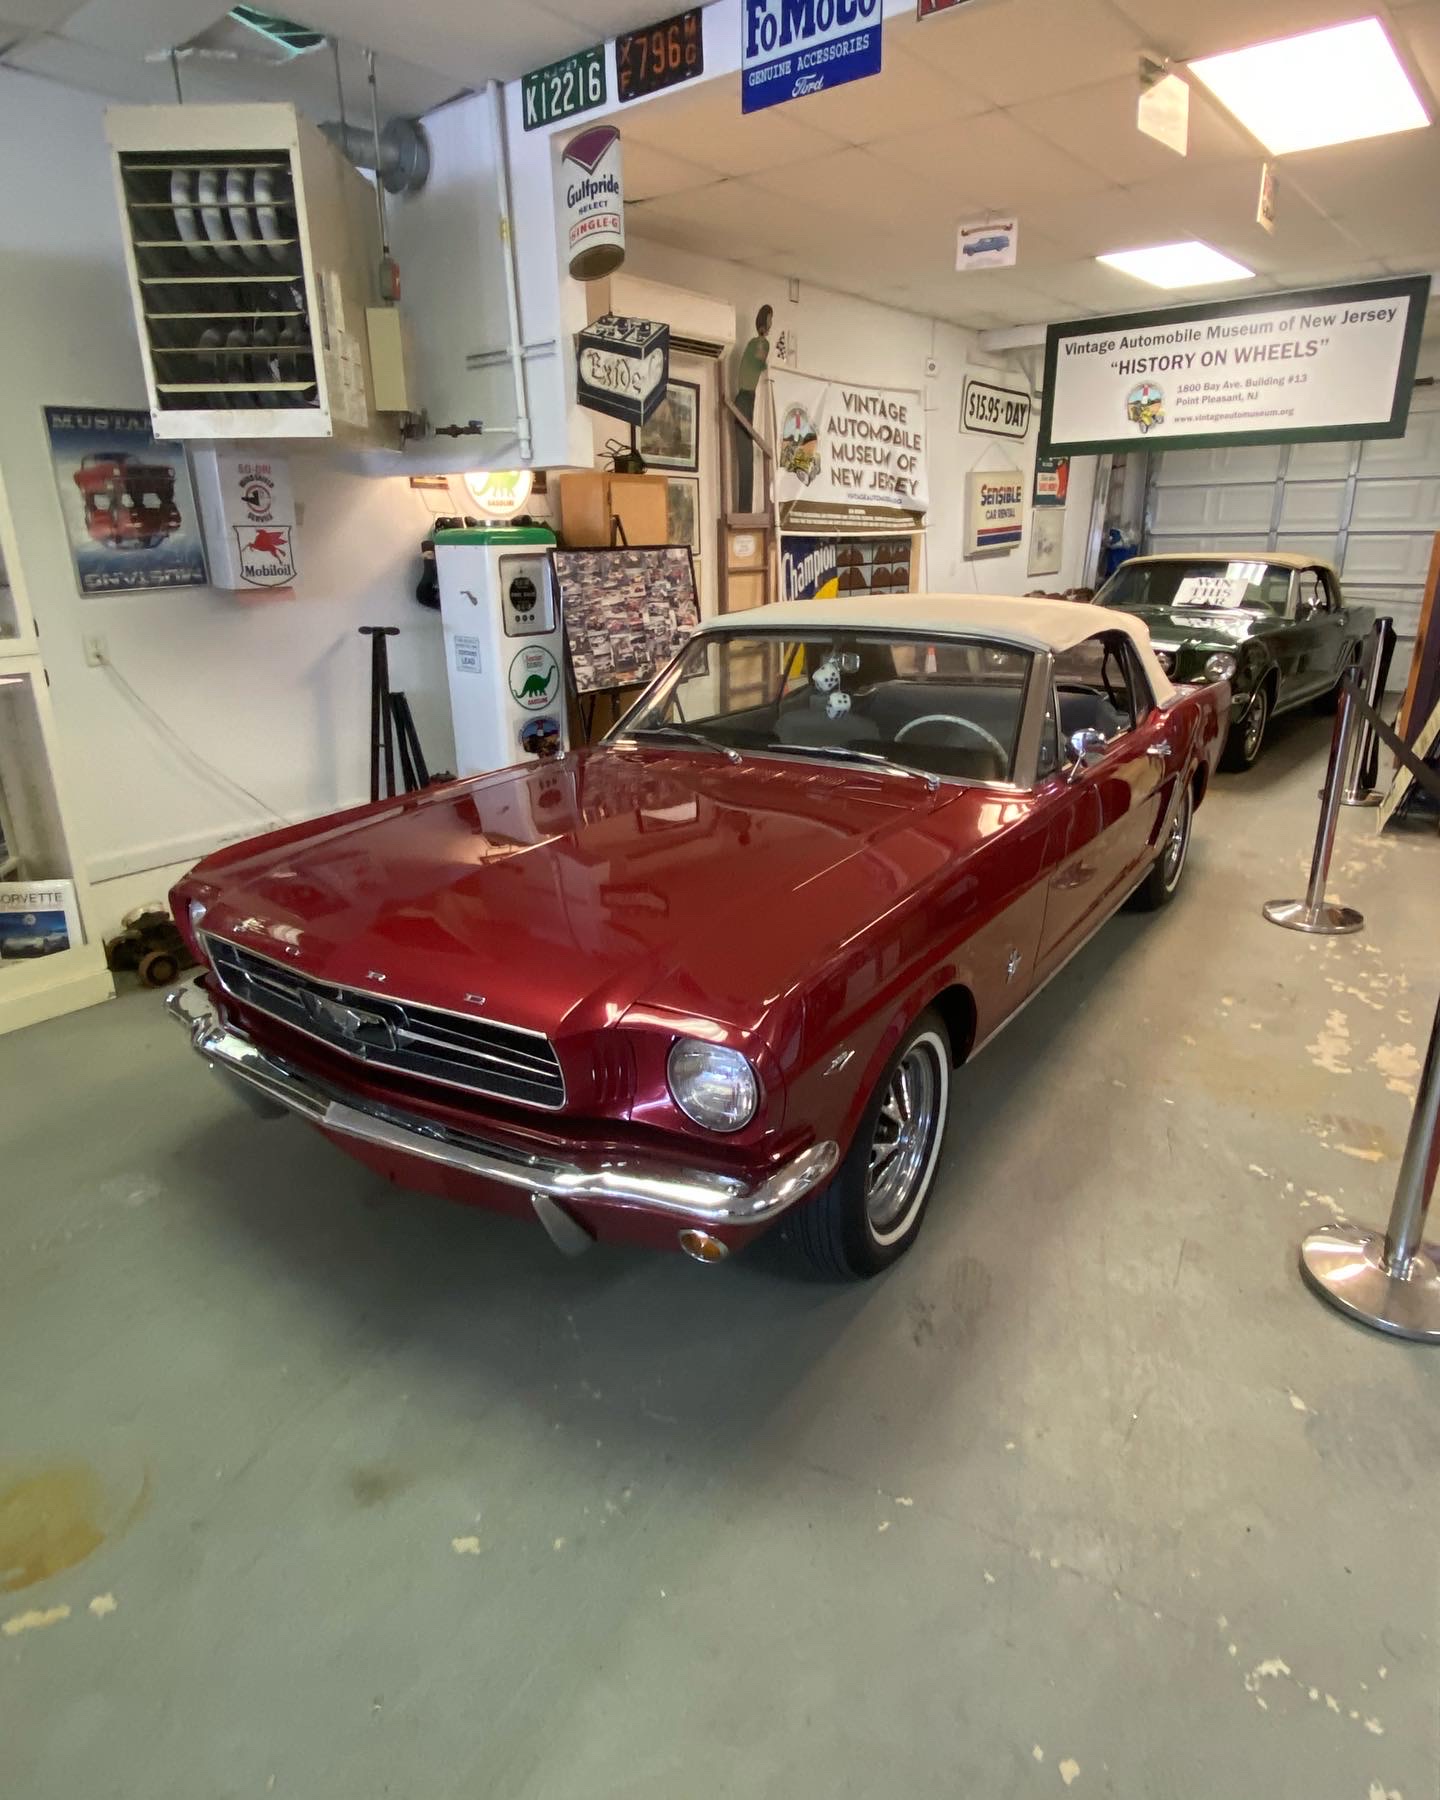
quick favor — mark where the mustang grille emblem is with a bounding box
[302,991,396,1051]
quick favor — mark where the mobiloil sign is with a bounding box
[742,0,882,114]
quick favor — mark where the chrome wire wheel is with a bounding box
[865,1035,945,1244]
[1242,689,1267,760]
[1161,790,1192,891]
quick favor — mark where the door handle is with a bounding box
[1148,740,1172,760]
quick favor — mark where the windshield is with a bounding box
[612,630,1033,784]
[1098,559,1291,616]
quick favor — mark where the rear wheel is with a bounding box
[1221,683,1269,771]
[794,1011,951,1279]
[1130,784,1193,912]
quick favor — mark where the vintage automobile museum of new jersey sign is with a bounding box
[1040,275,1430,457]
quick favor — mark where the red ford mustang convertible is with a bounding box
[169,596,1227,1278]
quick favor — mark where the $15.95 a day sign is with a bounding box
[1040,276,1429,456]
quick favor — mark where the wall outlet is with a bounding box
[83,633,108,668]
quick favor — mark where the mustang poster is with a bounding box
[770,372,927,535]
[44,407,207,595]
[1041,275,1430,457]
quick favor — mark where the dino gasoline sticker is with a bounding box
[509,644,560,710]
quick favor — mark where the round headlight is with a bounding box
[1205,652,1238,682]
[1155,649,1176,675]
[667,1038,758,1133]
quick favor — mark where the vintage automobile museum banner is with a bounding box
[1040,275,1430,457]
[771,371,927,534]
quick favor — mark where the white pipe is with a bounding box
[487,80,533,466]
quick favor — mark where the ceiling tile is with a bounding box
[746,145,986,234]
[0,0,85,26]
[897,0,1140,107]
[627,180,799,258]
[1283,132,1440,260]
[616,70,846,175]
[1010,73,1256,186]
[621,140,718,202]
[781,40,991,144]
[868,108,1118,211]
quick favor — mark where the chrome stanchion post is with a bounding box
[1342,620,1386,808]
[1263,667,1365,935]
[1300,988,1440,1340]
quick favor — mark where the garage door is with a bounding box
[1145,389,1440,673]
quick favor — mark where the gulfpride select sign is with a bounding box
[1040,275,1430,457]
[742,0,882,113]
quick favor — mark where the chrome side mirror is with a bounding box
[1066,728,1107,779]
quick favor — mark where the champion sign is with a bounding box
[742,0,882,114]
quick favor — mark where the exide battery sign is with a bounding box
[741,0,882,114]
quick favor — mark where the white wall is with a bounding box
[0,68,456,935]
[618,238,1098,596]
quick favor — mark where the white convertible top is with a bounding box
[1129,549,1338,578]
[703,593,1176,701]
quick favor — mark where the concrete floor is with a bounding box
[2,708,1437,1800]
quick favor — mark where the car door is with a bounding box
[1289,566,1346,699]
[1036,634,1170,980]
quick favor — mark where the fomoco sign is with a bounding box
[742,0,882,113]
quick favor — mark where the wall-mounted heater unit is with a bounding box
[104,102,391,445]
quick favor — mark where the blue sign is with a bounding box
[742,0,882,114]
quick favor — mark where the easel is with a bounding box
[359,625,433,799]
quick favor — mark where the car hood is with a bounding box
[1109,604,1279,650]
[187,746,977,1040]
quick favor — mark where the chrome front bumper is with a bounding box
[165,977,838,1231]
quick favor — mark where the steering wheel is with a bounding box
[895,713,1007,764]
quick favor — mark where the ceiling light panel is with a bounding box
[1189,18,1430,156]
[1096,241,1256,287]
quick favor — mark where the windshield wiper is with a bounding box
[624,725,742,764]
[762,741,939,790]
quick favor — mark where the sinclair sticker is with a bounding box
[510,645,560,710]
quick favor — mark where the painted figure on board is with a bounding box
[733,304,772,514]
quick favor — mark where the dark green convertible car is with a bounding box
[1095,553,1373,771]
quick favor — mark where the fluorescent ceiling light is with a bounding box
[1190,18,1429,155]
[1097,242,1255,289]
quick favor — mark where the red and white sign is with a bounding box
[559,125,625,282]
[193,450,298,590]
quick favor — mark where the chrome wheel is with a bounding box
[1161,791,1191,890]
[866,1037,944,1242]
[1242,690,1267,760]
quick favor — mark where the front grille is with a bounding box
[205,937,565,1110]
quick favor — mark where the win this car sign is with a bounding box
[742,0,882,113]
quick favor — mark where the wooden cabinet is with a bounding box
[554,472,669,548]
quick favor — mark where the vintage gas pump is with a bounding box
[432,525,567,775]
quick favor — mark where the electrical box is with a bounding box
[433,526,566,775]
[104,102,393,445]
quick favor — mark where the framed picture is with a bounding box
[43,406,207,595]
[665,477,701,555]
[1027,508,1064,578]
[551,545,701,696]
[639,379,700,471]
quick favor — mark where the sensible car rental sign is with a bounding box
[1040,275,1430,457]
[742,0,882,113]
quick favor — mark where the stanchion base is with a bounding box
[1300,1226,1440,1342]
[1263,897,1365,934]
[1341,791,1385,809]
